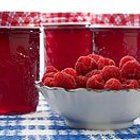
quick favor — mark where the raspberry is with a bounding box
[123,80,139,89]
[46,66,58,73]
[62,68,77,77]
[43,77,55,87]
[119,55,135,68]
[88,53,101,62]
[120,77,127,83]
[137,80,140,86]
[86,69,100,78]
[42,66,58,83]
[104,78,122,90]
[101,66,120,81]
[54,72,76,89]
[75,56,97,75]
[76,75,88,88]
[98,57,115,70]
[86,74,104,89]
[121,60,140,79]
[42,72,57,83]
[45,72,56,77]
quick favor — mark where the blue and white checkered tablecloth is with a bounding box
[0,93,139,140]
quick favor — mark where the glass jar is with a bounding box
[0,28,40,114]
[93,28,140,65]
[44,24,93,70]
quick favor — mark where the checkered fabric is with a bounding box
[0,93,139,140]
[1,12,140,27]
[40,12,91,25]
[92,14,140,27]
[0,12,40,27]
[41,13,140,27]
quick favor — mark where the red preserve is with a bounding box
[44,24,93,70]
[93,28,140,65]
[0,28,40,114]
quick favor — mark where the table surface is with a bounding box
[0,93,139,140]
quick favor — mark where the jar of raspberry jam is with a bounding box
[93,28,140,65]
[0,28,40,114]
[44,24,93,70]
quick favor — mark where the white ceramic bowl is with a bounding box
[38,85,140,130]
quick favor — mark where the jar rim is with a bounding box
[43,22,91,29]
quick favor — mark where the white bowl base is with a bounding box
[66,120,134,130]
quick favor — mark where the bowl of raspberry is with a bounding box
[38,54,140,130]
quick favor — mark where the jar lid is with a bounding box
[1,12,140,28]
[41,13,140,28]
[0,12,40,28]
[90,14,140,28]
[41,12,91,26]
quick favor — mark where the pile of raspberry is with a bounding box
[42,54,140,90]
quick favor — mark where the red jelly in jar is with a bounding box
[0,29,40,114]
[44,24,93,70]
[93,28,140,65]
